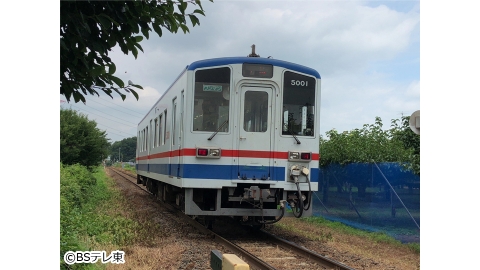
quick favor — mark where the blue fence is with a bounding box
[312,162,420,243]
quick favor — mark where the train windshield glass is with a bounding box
[193,67,231,132]
[282,71,316,137]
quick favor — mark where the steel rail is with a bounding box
[108,167,275,270]
[180,216,276,270]
[260,230,356,270]
[108,167,356,270]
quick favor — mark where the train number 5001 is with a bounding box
[291,80,308,87]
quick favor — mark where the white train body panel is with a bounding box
[136,57,321,221]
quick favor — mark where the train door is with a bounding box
[238,86,274,180]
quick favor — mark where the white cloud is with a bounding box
[66,0,420,142]
[406,80,420,97]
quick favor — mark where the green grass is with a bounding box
[122,163,136,174]
[112,162,136,174]
[301,216,420,253]
[60,163,140,269]
[275,222,334,242]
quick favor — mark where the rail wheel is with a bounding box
[136,175,142,184]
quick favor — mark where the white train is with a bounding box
[136,48,321,228]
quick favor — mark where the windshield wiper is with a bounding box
[288,128,301,144]
[208,120,228,141]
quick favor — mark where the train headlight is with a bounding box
[288,151,312,162]
[289,152,300,160]
[196,147,221,159]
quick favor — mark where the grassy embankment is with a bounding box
[274,216,420,253]
[60,163,144,269]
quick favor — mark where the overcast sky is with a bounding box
[60,0,420,143]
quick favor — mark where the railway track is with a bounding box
[108,167,355,270]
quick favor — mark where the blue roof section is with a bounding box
[187,57,321,79]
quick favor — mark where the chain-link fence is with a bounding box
[313,162,420,243]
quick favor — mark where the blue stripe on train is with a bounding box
[137,163,319,182]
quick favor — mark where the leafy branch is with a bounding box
[60,0,212,103]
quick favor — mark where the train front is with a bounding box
[180,56,321,226]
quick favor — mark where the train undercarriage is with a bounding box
[137,175,312,229]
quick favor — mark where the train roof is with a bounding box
[187,57,321,79]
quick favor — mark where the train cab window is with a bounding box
[282,71,316,136]
[243,91,268,132]
[193,67,231,132]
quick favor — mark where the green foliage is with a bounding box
[391,116,420,175]
[60,164,140,269]
[60,164,98,265]
[109,137,137,162]
[60,163,97,208]
[319,116,419,174]
[60,108,110,167]
[60,0,211,103]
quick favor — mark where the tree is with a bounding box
[319,117,412,167]
[60,0,209,103]
[109,137,137,162]
[60,108,110,167]
[391,116,420,175]
[319,117,418,197]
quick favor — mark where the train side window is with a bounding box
[139,131,142,152]
[163,110,167,145]
[172,98,177,146]
[149,120,153,149]
[142,129,145,151]
[193,67,231,132]
[159,114,163,146]
[145,126,149,150]
[154,118,158,148]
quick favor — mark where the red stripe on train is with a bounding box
[136,148,319,161]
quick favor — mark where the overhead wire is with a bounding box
[69,103,138,127]
[84,95,145,117]
[63,102,139,142]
